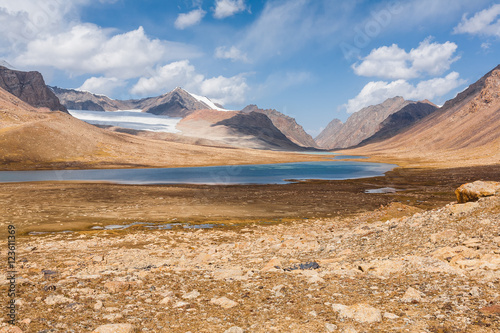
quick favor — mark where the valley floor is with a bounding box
[0,165,499,332]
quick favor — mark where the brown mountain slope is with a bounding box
[241,105,317,148]
[315,118,343,148]
[176,109,305,150]
[50,86,131,111]
[347,65,500,167]
[0,66,67,113]
[0,87,320,170]
[357,101,437,146]
[316,97,411,149]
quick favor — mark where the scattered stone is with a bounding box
[480,304,500,314]
[44,294,74,305]
[455,181,500,203]
[383,312,399,319]
[211,297,238,309]
[333,303,382,323]
[104,281,134,293]
[224,326,244,333]
[261,258,282,272]
[430,229,457,243]
[325,323,338,332]
[284,261,320,271]
[401,287,423,303]
[92,323,135,333]
[448,202,479,215]
[173,301,190,308]
[0,327,24,333]
[94,300,103,310]
[182,290,200,300]
[159,297,173,305]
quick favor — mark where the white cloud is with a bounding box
[213,0,247,19]
[215,46,249,62]
[78,76,126,96]
[199,74,248,105]
[453,4,500,37]
[174,8,206,30]
[15,25,200,79]
[130,60,248,105]
[352,38,459,80]
[344,72,466,113]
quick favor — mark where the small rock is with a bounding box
[44,294,74,305]
[104,281,132,293]
[92,323,135,333]
[224,326,244,333]
[448,202,479,215]
[159,296,173,305]
[333,303,382,323]
[480,304,500,314]
[0,327,24,333]
[173,301,190,308]
[261,258,282,272]
[94,300,103,310]
[211,296,238,309]
[469,287,481,297]
[430,230,457,243]
[383,312,399,319]
[182,290,200,300]
[325,323,337,332]
[343,327,358,333]
[401,287,423,303]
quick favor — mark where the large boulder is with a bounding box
[455,181,500,203]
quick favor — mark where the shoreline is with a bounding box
[2,164,499,237]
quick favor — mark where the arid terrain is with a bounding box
[0,175,499,333]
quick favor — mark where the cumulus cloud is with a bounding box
[15,25,200,79]
[453,4,500,37]
[174,8,206,30]
[215,46,249,62]
[130,60,248,105]
[352,39,459,80]
[343,72,466,113]
[213,0,247,19]
[78,76,126,96]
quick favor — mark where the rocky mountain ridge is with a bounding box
[348,64,500,165]
[0,66,67,113]
[241,105,317,148]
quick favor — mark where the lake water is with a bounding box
[0,161,396,185]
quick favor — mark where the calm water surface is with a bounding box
[0,161,396,185]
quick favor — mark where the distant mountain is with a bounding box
[357,101,437,146]
[314,118,343,149]
[315,97,411,149]
[176,109,305,150]
[349,65,500,165]
[0,66,68,113]
[52,86,227,117]
[241,104,317,148]
[50,86,130,111]
[53,86,315,150]
[136,87,228,117]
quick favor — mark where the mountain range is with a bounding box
[315,97,438,149]
[1,64,499,167]
[52,85,314,150]
[346,65,500,166]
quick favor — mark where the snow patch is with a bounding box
[186,91,230,111]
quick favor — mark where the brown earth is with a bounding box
[0,174,499,332]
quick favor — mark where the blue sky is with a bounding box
[1,0,499,136]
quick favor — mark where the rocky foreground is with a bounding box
[1,182,500,333]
